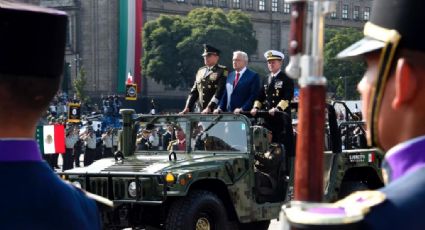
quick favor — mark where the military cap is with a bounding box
[0,2,68,78]
[202,44,220,56]
[336,0,425,147]
[264,50,284,61]
[337,0,425,59]
[143,123,155,133]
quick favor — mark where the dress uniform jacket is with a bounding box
[185,64,228,111]
[254,70,294,114]
[361,136,425,229]
[0,140,101,230]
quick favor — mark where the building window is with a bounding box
[246,0,253,9]
[193,0,201,5]
[271,0,278,12]
[364,7,370,20]
[232,0,240,8]
[219,0,227,7]
[206,0,213,6]
[330,11,337,18]
[342,4,348,19]
[176,0,185,2]
[353,6,359,20]
[283,3,290,14]
[259,0,265,11]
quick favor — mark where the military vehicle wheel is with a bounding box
[165,190,229,230]
[338,181,369,199]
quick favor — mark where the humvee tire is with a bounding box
[165,190,229,230]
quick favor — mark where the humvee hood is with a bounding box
[64,154,246,174]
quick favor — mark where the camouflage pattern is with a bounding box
[59,104,384,229]
[185,64,228,111]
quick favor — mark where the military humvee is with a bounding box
[60,102,384,230]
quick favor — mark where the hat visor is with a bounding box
[267,57,283,61]
[202,52,217,57]
[337,37,385,60]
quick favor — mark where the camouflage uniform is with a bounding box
[185,64,228,111]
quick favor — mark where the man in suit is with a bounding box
[162,124,174,150]
[251,50,295,155]
[180,44,228,114]
[0,2,100,229]
[285,0,425,229]
[214,51,260,114]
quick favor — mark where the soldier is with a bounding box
[136,124,155,150]
[101,128,113,157]
[63,126,78,171]
[286,0,425,229]
[251,50,295,155]
[0,2,100,228]
[167,127,186,151]
[82,127,96,166]
[74,127,83,167]
[253,126,285,202]
[251,50,294,116]
[180,44,228,114]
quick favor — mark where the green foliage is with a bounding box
[143,8,257,88]
[72,67,89,103]
[324,28,366,100]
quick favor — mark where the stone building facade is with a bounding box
[22,0,372,110]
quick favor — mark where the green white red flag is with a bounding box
[35,125,65,154]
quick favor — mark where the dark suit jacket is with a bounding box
[0,161,101,229]
[218,68,260,112]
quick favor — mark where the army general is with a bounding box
[180,44,228,114]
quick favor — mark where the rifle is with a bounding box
[285,0,335,203]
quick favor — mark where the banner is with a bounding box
[67,103,81,123]
[118,0,143,93]
[125,83,138,100]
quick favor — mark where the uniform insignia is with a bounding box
[275,80,283,88]
[223,70,228,77]
[210,73,218,81]
[278,100,289,110]
[267,51,273,58]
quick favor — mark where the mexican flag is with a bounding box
[35,125,65,154]
[118,0,143,93]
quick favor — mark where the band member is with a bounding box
[0,2,100,228]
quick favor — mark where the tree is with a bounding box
[324,28,365,100]
[143,8,257,88]
[72,66,89,103]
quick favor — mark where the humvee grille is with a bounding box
[102,160,162,172]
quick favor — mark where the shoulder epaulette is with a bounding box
[218,64,226,69]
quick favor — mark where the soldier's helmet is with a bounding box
[252,126,271,153]
[337,0,425,147]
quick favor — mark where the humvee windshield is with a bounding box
[135,115,248,154]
